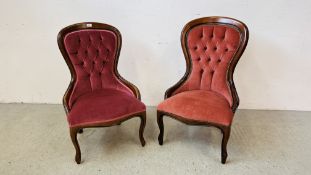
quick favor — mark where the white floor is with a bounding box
[0,104,310,175]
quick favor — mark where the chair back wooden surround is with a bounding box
[166,17,249,113]
[57,23,140,113]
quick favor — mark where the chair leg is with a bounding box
[157,111,164,145]
[78,128,83,134]
[139,112,146,147]
[220,126,231,164]
[70,128,81,164]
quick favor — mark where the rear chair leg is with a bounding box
[70,128,81,164]
[157,111,164,145]
[139,112,146,146]
[78,128,83,134]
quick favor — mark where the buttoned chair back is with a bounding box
[168,17,249,112]
[58,23,140,113]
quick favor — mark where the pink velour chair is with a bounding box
[57,22,146,164]
[157,17,249,164]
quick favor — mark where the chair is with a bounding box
[157,17,249,164]
[57,22,146,164]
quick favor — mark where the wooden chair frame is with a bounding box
[157,16,249,164]
[57,22,146,164]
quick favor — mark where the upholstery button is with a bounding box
[194,46,198,50]
[217,59,221,63]
[225,48,229,52]
[210,34,213,38]
[204,46,207,50]
[207,57,211,62]
[214,47,217,51]
[211,70,215,74]
[200,69,204,74]
[200,34,203,38]
[197,57,201,61]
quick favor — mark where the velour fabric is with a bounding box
[68,89,146,127]
[64,29,134,109]
[173,25,241,107]
[158,90,233,126]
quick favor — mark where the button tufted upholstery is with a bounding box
[64,29,134,108]
[172,25,241,107]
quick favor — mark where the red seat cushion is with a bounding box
[68,89,146,127]
[157,90,233,126]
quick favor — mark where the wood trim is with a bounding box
[164,16,249,113]
[57,22,141,114]
[69,111,146,128]
[157,110,229,129]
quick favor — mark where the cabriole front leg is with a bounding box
[70,127,81,164]
[220,126,231,164]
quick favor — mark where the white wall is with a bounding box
[0,0,310,110]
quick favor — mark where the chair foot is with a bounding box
[139,112,146,147]
[220,126,231,164]
[157,111,164,145]
[70,128,81,164]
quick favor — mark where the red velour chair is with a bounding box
[57,22,146,164]
[157,17,249,164]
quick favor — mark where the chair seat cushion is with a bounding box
[157,90,233,126]
[68,89,146,127]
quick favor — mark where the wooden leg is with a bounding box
[221,126,231,164]
[78,128,83,134]
[157,111,164,145]
[139,112,146,147]
[70,128,81,164]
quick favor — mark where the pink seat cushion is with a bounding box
[68,89,146,127]
[157,90,233,126]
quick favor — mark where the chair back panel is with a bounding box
[173,23,243,106]
[63,29,133,108]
